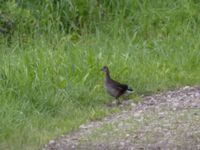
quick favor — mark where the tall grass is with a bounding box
[0,0,200,149]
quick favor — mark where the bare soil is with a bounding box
[42,86,200,150]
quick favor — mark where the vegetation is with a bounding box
[0,0,200,149]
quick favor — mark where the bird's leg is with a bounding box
[116,98,121,105]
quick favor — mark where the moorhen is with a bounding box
[101,66,133,105]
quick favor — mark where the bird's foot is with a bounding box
[116,100,122,106]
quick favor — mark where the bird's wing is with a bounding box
[109,79,128,92]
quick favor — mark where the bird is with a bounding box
[101,66,133,105]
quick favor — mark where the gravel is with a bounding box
[42,86,200,150]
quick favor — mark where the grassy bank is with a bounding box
[1,0,200,149]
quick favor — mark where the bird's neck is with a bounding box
[105,71,111,81]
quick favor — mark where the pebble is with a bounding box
[43,87,200,150]
[49,140,56,145]
[183,86,191,90]
[120,142,125,146]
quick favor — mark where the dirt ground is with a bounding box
[42,86,200,150]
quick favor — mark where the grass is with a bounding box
[0,0,200,149]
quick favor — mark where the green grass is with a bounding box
[1,0,200,149]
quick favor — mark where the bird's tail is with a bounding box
[126,87,134,93]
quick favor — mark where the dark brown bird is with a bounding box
[101,66,133,105]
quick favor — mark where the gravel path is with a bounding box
[43,86,200,150]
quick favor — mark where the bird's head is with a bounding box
[101,66,109,73]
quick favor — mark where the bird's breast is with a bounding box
[105,83,118,97]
